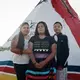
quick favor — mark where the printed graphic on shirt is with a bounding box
[33,41,50,52]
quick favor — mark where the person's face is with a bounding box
[37,23,45,34]
[53,23,62,34]
[20,24,30,35]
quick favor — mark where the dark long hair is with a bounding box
[34,21,50,36]
[16,22,29,50]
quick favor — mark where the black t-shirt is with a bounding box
[29,36,56,68]
[29,36,55,54]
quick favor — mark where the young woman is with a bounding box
[11,22,32,80]
[53,22,69,80]
[27,21,56,80]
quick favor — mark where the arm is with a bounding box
[28,42,37,64]
[22,49,32,54]
[38,43,57,68]
[44,43,56,64]
[63,36,69,65]
[10,35,22,54]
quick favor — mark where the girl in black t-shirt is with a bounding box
[26,21,56,80]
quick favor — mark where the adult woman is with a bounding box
[53,22,69,80]
[11,22,32,80]
[27,21,56,80]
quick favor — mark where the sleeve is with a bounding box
[64,35,69,53]
[11,35,18,48]
[62,35,69,66]
[29,36,35,43]
[50,36,57,44]
[65,35,69,56]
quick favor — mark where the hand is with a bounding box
[37,61,46,69]
[34,62,41,68]
[57,66,63,70]
[33,62,44,69]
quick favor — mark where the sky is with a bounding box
[0,0,80,46]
